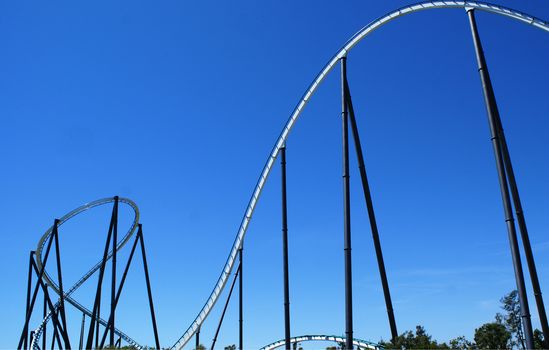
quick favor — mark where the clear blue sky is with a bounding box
[1,1,549,349]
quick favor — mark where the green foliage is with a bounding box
[498,290,525,349]
[326,347,338,350]
[474,322,511,349]
[448,336,474,350]
[224,345,236,350]
[379,325,449,349]
[196,344,207,350]
[533,329,545,350]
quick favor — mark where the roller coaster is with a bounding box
[17,2,549,350]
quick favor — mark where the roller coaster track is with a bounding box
[170,3,549,349]
[26,3,549,349]
[30,197,141,349]
[259,335,381,350]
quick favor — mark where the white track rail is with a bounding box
[170,2,549,350]
[259,335,380,350]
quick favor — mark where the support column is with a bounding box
[79,313,85,350]
[110,196,119,347]
[344,76,398,341]
[53,219,71,349]
[497,113,549,347]
[196,326,200,350]
[139,224,161,349]
[24,251,34,350]
[341,56,354,350]
[239,245,243,350]
[466,9,534,349]
[86,197,117,350]
[280,146,292,350]
[211,264,241,350]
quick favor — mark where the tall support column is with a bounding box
[343,77,398,341]
[79,313,85,350]
[211,264,241,350]
[340,56,354,350]
[86,197,117,350]
[195,326,200,350]
[280,146,292,350]
[42,284,47,350]
[497,117,549,346]
[24,251,34,350]
[53,219,71,349]
[239,245,243,350]
[110,196,119,347]
[100,232,141,349]
[466,9,534,349]
[18,234,55,350]
[139,224,161,349]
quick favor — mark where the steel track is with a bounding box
[170,2,549,350]
[30,197,141,349]
[24,3,549,349]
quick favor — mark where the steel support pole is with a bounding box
[341,56,354,350]
[99,233,141,348]
[110,196,119,347]
[96,295,101,348]
[239,245,243,350]
[53,219,71,349]
[343,78,398,341]
[43,284,47,350]
[196,326,200,350]
[139,224,161,349]
[496,116,549,347]
[24,251,34,350]
[211,264,241,350]
[18,234,55,350]
[280,146,292,350]
[466,9,534,349]
[85,198,116,350]
[79,313,85,350]
[29,258,68,348]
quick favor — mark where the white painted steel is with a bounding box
[259,335,380,350]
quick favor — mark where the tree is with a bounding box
[449,336,474,350]
[379,325,449,349]
[474,322,511,349]
[224,345,236,350]
[498,290,525,349]
[533,329,545,350]
[196,344,206,350]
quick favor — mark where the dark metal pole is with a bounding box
[95,294,101,348]
[239,245,243,350]
[24,251,34,350]
[18,233,55,350]
[29,257,68,348]
[211,263,241,350]
[496,118,549,347]
[466,9,534,349]
[43,284,47,350]
[79,313,85,350]
[341,56,353,350]
[196,326,200,350]
[99,233,141,349]
[53,219,71,349]
[110,196,119,347]
[280,146,292,350]
[344,78,398,341]
[85,198,116,350]
[139,224,161,349]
